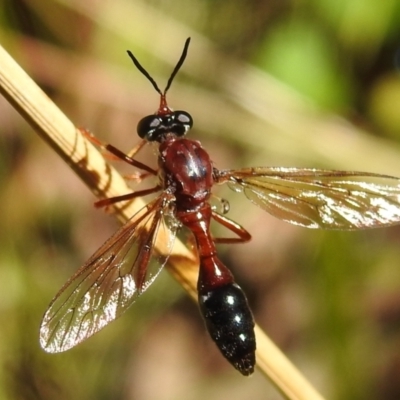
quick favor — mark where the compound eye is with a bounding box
[172,111,193,136]
[137,115,162,140]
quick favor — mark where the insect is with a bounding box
[40,38,400,376]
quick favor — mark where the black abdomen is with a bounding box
[198,283,256,375]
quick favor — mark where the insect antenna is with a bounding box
[164,37,191,95]
[126,37,191,96]
[127,50,162,95]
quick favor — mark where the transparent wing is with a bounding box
[40,193,178,353]
[216,167,400,229]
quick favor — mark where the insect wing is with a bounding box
[40,194,177,353]
[219,167,400,229]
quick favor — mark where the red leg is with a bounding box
[80,127,105,147]
[95,186,161,208]
[105,144,157,175]
[211,211,251,244]
[80,128,157,175]
[126,139,147,158]
[123,171,154,183]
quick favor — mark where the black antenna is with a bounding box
[164,37,190,94]
[127,37,191,96]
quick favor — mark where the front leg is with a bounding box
[79,128,157,175]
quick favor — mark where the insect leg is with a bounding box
[95,186,161,208]
[125,139,147,158]
[80,128,157,175]
[105,144,157,175]
[211,211,251,244]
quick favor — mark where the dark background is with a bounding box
[0,0,400,399]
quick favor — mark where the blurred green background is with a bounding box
[1,0,400,399]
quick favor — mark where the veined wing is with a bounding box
[216,167,400,229]
[40,193,177,353]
